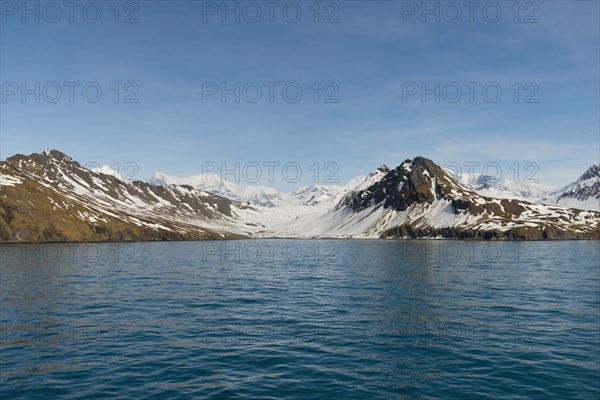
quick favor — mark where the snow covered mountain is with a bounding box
[260,157,598,239]
[448,171,554,202]
[90,165,124,181]
[149,172,282,207]
[1,149,598,242]
[447,165,599,212]
[0,149,251,241]
[148,172,364,207]
[543,164,600,211]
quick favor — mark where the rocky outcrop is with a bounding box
[336,157,600,240]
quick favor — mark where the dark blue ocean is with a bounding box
[1,240,599,399]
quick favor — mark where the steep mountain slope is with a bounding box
[0,150,249,242]
[543,164,600,211]
[262,158,599,240]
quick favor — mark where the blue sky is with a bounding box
[1,0,598,189]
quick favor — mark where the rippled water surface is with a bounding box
[1,240,599,399]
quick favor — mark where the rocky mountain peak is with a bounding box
[8,148,77,168]
[338,156,465,212]
[5,149,84,182]
[546,163,600,210]
[579,163,600,181]
[42,148,71,159]
[376,164,390,174]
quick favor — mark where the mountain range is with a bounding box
[448,166,600,211]
[1,149,598,242]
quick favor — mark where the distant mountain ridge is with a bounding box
[447,165,599,212]
[543,164,600,211]
[1,149,598,242]
[448,170,554,201]
[149,171,283,207]
[148,171,363,207]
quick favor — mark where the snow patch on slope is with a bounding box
[91,165,124,181]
